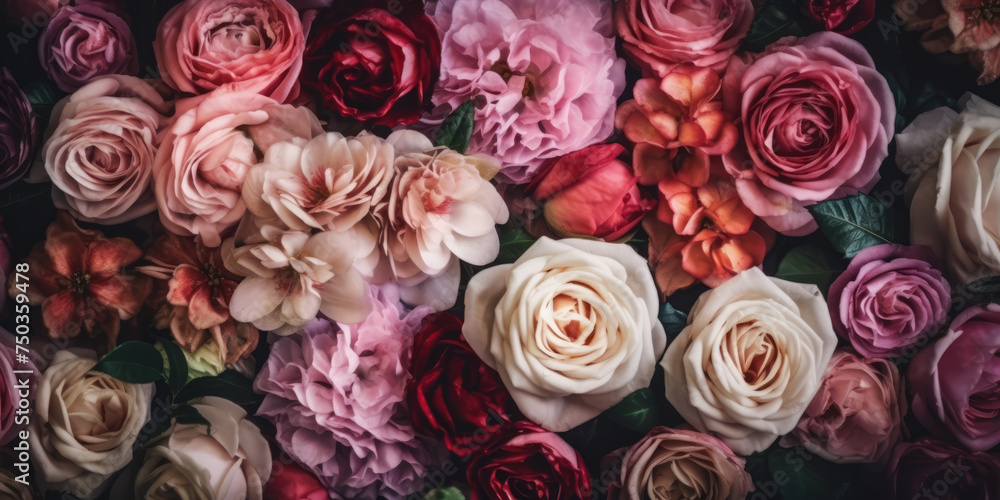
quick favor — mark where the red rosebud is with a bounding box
[264,458,329,500]
[527,143,655,241]
[806,0,875,36]
[406,312,518,457]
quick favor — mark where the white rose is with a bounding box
[31,349,154,498]
[902,93,1000,283]
[463,236,666,432]
[134,396,271,500]
[661,267,837,455]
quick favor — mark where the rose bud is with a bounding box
[264,459,329,500]
[526,143,655,241]
[806,0,877,36]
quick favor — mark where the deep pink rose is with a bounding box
[886,438,1000,500]
[909,304,1000,452]
[153,0,305,102]
[807,0,876,35]
[827,244,951,359]
[780,350,907,463]
[38,3,139,92]
[153,93,323,247]
[721,32,894,236]
[614,0,754,78]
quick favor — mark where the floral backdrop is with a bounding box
[1,0,1000,499]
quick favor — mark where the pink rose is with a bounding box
[827,244,950,359]
[909,304,1000,452]
[41,76,172,224]
[614,0,754,78]
[609,426,752,500]
[153,0,305,102]
[780,350,907,463]
[153,93,323,247]
[721,32,894,236]
[38,3,139,92]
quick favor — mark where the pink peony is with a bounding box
[780,350,907,463]
[153,0,305,102]
[615,0,754,78]
[153,92,323,247]
[721,32,894,236]
[38,3,138,92]
[254,285,446,499]
[426,0,625,183]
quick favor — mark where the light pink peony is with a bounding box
[224,222,373,335]
[41,76,172,224]
[780,350,907,463]
[153,93,323,247]
[721,32,894,236]
[153,0,305,102]
[243,132,394,232]
[615,0,754,78]
[426,0,625,183]
[377,131,509,310]
[254,284,446,499]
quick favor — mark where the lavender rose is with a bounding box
[0,68,38,189]
[780,350,907,463]
[909,304,1000,452]
[38,3,138,92]
[827,244,950,359]
[886,438,1000,500]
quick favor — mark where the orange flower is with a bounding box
[656,173,755,236]
[615,65,738,187]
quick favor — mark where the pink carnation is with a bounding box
[255,285,445,499]
[426,0,625,183]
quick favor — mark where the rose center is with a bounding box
[552,293,594,342]
[489,60,536,98]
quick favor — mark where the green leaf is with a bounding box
[173,405,211,429]
[965,276,1000,295]
[767,448,853,500]
[174,370,261,405]
[93,341,165,384]
[603,388,665,435]
[157,339,189,394]
[742,1,808,52]
[435,101,475,153]
[657,302,688,342]
[424,487,465,500]
[21,80,63,109]
[775,244,845,295]
[494,229,537,265]
[810,194,895,258]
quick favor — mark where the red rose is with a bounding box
[467,422,591,500]
[264,457,329,500]
[806,0,876,36]
[302,0,441,127]
[407,312,518,457]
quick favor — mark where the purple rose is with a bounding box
[886,438,1000,500]
[827,244,950,359]
[0,68,38,189]
[38,3,139,92]
[909,304,1000,452]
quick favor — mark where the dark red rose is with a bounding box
[265,457,330,500]
[467,421,591,500]
[885,438,1000,500]
[805,0,875,35]
[407,312,518,457]
[302,0,441,127]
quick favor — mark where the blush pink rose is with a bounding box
[721,32,894,236]
[614,0,754,78]
[908,304,1000,452]
[41,76,172,224]
[38,3,139,92]
[153,0,305,102]
[153,93,323,247]
[827,244,950,359]
[780,350,907,463]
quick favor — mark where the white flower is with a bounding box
[661,267,837,455]
[463,236,666,432]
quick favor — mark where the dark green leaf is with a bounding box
[603,388,665,435]
[21,80,63,109]
[657,302,688,342]
[965,276,1000,295]
[424,487,465,500]
[435,101,475,153]
[810,194,895,258]
[494,229,537,265]
[775,244,845,295]
[173,405,211,429]
[742,1,808,52]
[157,339,189,394]
[767,448,853,500]
[93,341,164,384]
[174,370,261,405]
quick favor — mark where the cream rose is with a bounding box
[902,94,1000,283]
[134,396,271,500]
[661,267,837,455]
[463,236,667,432]
[30,349,154,498]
